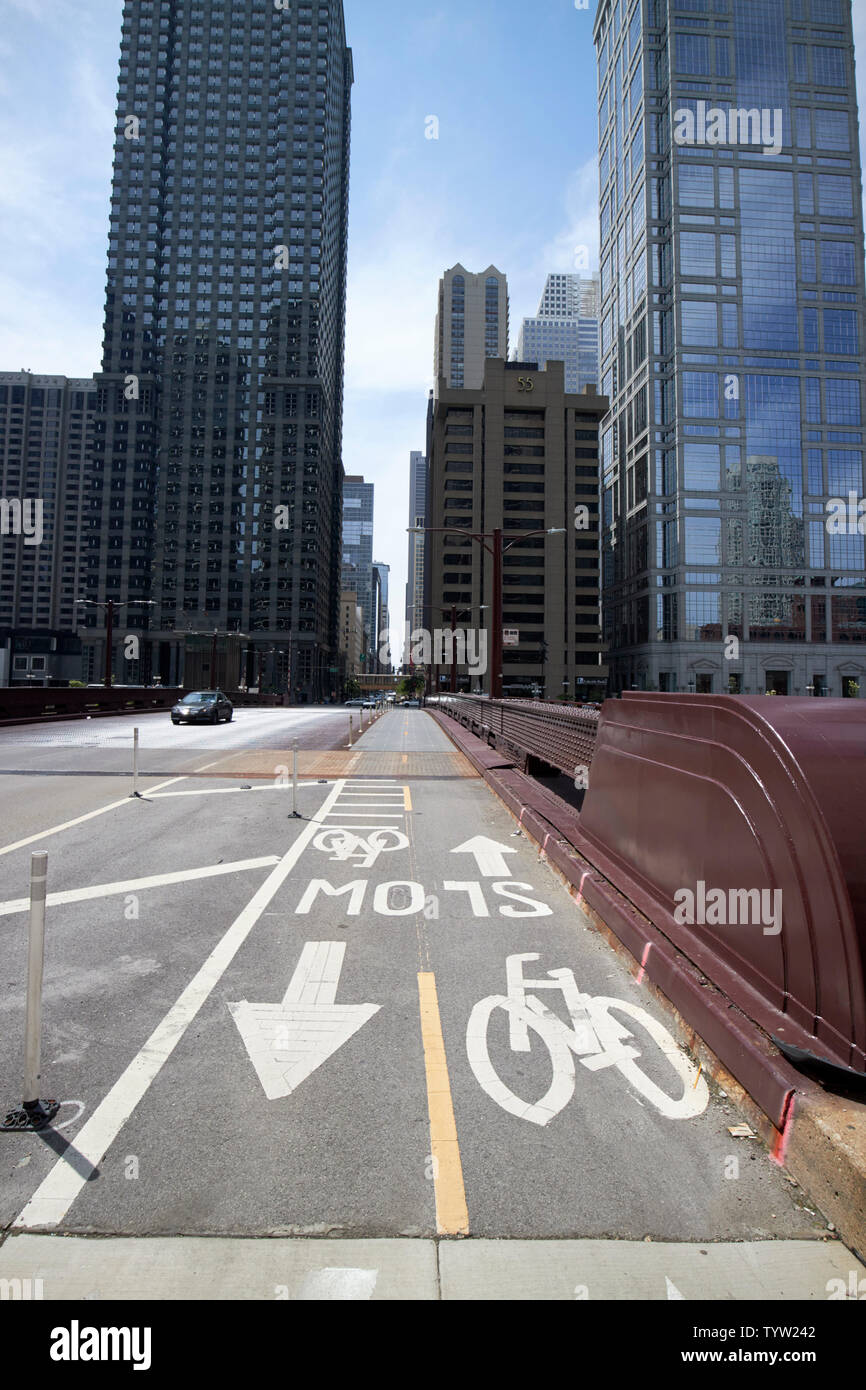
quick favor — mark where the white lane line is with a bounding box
[322,824,407,831]
[0,776,188,858]
[147,785,328,800]
[13,778,347,1231]
[327,802,405,808]
[0,857,281,917]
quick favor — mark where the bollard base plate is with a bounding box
[1,1099,60,1132]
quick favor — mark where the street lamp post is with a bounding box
[75,598,155,689]
[408,527,565,700]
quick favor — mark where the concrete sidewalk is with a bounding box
[0,1231,862,1300]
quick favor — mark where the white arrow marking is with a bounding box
[229,942,380,1101]
[451,835,518,878]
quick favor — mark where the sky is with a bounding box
[1,0,865,620]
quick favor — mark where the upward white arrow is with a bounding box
[451,835,518,878]
[229,942,380,1101]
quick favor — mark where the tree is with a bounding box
[397,673,425,698]
[345,677,361,699]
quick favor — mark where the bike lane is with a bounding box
[406,776,829,1248]
[2,758,835,1260]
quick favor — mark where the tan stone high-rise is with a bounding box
[434,265,508,392]
[426,357,608,699]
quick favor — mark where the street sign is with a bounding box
[502,628,520,648]
[229,942,380,1100]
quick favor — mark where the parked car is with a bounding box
[171,690,233,725]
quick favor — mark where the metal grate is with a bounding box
[432,696,601,779]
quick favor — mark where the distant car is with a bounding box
[344,698,365,707]
[171,690,233,725]
[361,698,377,708]
[402,699,421,708]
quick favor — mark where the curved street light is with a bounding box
[407,526,566,698]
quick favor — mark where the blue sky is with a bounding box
[1,0,865,616]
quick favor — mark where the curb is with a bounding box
[428,707,866,1262]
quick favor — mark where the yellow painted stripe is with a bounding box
[417,972,469,1236]
[403,784,412,809]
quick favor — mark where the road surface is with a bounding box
[0,709,861,1299]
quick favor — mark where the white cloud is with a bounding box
[537,157,601,277]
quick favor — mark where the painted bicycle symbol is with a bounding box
[312,827,409,870]
[467,953,710,1125]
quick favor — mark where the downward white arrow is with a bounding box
[451,835,518,877]
[229,942,380,1101]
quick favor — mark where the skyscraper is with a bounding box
[426,358,608,699]
[594,0,866,696]
[0,372,93,685]
[341,474,374,658]
[434,264,509,391]
[82,0,353,700]
[373,559,390,661]
[516,272,601,393]
[406,447,427,634]
[537,271,600,319]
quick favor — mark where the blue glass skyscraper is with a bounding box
[594,0,866,696]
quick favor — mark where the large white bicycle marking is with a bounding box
[467,953,710,1125]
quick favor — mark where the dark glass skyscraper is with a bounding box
[340,475,374,649]
[82,0,352,699]
[594,0,866,697]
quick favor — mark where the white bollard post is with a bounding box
[292,738,300,818]
[132,726,140,798]
[23,852,48,1108]
[348,713,353,747]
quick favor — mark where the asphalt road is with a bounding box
[0,706,353,843]
[0,708,859,1298]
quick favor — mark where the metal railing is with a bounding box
[430,694,602,779]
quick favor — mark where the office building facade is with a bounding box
[0,372,93,684]
[517,273,601,394]
[405,447,427,634]
[426,357,608,698]
[82,0,353,699]
[341,474,374,659]
[594,0,866,696]
[373,559,390,668]
[434,265,509,391]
